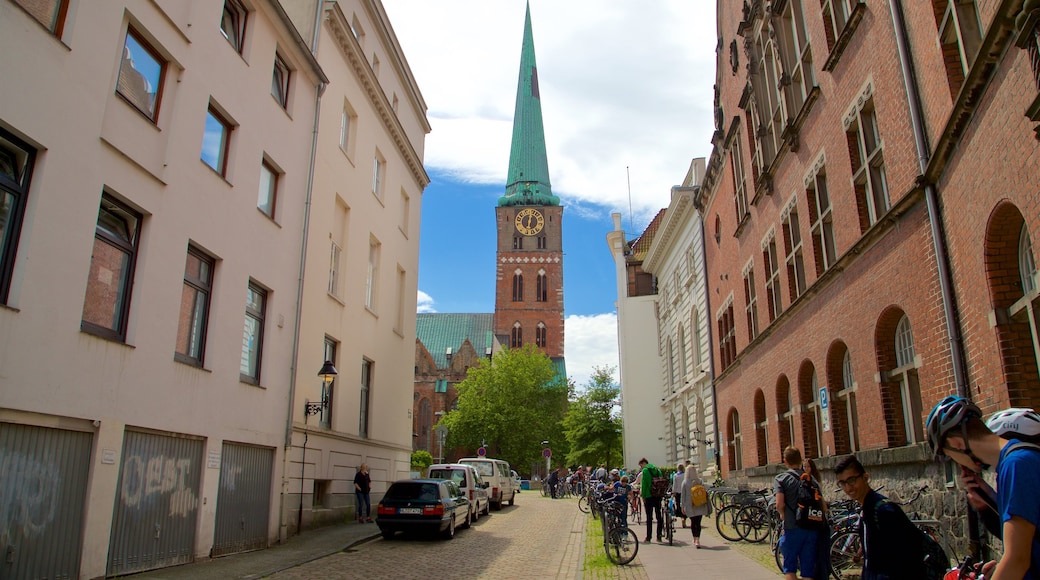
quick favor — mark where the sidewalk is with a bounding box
[128,522,381,580]
[634,527,781,579]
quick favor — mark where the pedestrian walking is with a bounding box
[354,463,372,523]
[680,464,711,548]
[672,462,687,528]
[638,457,665,543]
[774,447,822,580]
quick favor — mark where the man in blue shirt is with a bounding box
[927,396,1040,579]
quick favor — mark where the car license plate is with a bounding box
[398,507,422,515]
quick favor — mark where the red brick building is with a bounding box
[701,0,1040,492]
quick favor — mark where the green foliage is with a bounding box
[439,344,569,474]
[410,450,433,469]
[562,366,623,468]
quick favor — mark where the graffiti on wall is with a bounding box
[120,455,198,517]
[0,451,60,543]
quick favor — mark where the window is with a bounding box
[537,236,547,249]
[328,241,342,297]
[220,0,247,53]
[366,238,380,309]
[360,359,372,437]
[751,22,785,172]
[202,106,232,176]
[322,337,337,428]
[837,348,860,453]
[12,0,68,35]
[536,322,547,348]
[822,0,855,51]
[714,216,721,245]
[807,165,837,275]
[272,53,290,109]
[372,153,385,200]
[678,324,688,379]
[340,100,357,158]
[0,129,35,304]
[82,195,141,342]
[116,28,166,122]
[349,14,365,44]
[731,133,749,222]
[511,323,522,348]
[892,314,924,444]
[691,310,702,368]
[743,263,759,340]
[513,236,523,250]
[934,0,983,98]
[174,246,214,366]
[257,159,278,218]
[239,282,266,383]
[729,409,743,471]
[778,0,814,115]
[808,369,824,457]
[718,302,737,370]
[417,397,431,452]
[399,189,411,236]
[512,270,524,301]
[536,271,548,302]
[764,237,783,322]
[847,97,889,231]
[667,338,676,388]
[1021,223,1037,295]
[372,54,381,77]
[395,266,405,334]
[782,202,807,301]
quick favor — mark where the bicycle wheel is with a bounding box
[715,504,744,542]
[710,490,727,513]
[577,496,589,514]
[774,531,784,573]
[605,527,639,565]
[829,531,863,580]
[666,512,674,545]
[736,505,771,543]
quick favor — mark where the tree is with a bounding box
[439,344,569,475]
[562,365,623,468]
[411,450,433,473]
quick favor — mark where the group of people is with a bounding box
[774,397,1040,580]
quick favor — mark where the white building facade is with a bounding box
[641,160,716,476]
[0,0,426,577]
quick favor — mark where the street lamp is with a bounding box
[541,440,550,479]
[305,360,339,419]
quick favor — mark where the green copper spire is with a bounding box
[498,2,559,207]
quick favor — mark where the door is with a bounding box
[212,442,274,556]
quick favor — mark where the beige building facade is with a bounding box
[0,0,426,577]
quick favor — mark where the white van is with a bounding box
[427,463,491,521]
[459,457,516,509]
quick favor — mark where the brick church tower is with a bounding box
[494,3,564,361]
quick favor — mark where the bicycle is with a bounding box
[714,488,771,542]
[662,495,677,545]
[598,495,640,565]
[629,491,642,525]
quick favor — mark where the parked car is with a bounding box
[511,469,522,493]
[376,479,471,540]
[427,463,491,520]
[459,457,517,509]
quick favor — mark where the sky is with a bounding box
[382,1,719,388]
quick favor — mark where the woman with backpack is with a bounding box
[680,464,712,548]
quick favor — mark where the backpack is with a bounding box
[649,467,669,498]
[690,484,709,507]
[792,471,826,530]
[873,498,948,580]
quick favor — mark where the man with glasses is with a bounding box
[926,395,1040,580]
[833,455,925,579]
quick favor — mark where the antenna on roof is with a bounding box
[626,166,634,235]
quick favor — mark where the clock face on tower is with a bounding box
[514,208,545,236]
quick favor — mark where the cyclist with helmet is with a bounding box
[926,396,1040,580]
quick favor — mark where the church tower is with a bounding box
[494,3,564,361]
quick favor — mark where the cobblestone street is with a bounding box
[269,494,585,580]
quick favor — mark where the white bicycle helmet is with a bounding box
[985,408,1040,438]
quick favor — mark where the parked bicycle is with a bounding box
[596,492,639,565]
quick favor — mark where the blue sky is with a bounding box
[384,0,718,387]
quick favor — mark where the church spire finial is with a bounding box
[498,1,559,207]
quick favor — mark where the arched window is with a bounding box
[536,269,548,302]
[728,408,743,471]
[417,398,431,452]
[895,315,915,367]
[832,347,860,454]
[511,322,522,348]
[776,376,793,454]
[667,337,676,388]
[678,324,688,380]
[512,269,524,302]
[535,322,547,348]
[1020,223,1036,295]
[878,311,924,446]
[809,368,823,457]
[754,389,768,466]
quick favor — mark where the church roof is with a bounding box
[498,2,559,208]
[628,209,668,262]
[416,313,496,368]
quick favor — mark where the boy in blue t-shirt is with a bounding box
[613,476,633,529]
[927,396,1040,579]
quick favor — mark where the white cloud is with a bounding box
[564,312,620,390]
[383,0,717,225]
[416,290,436,313]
